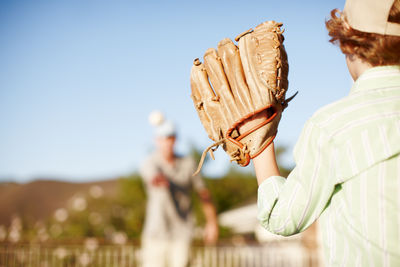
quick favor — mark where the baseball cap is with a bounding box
[343,0,400,36]
[155,120,177,137]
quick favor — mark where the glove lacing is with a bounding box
[192,138,225,176]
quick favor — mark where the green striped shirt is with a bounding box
[258,65,400,266]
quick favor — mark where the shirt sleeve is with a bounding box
[257,120,337,236]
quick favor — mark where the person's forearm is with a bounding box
[252,142,281,185]
[201,201,218,244]
[202,202,217,224]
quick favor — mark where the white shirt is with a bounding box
[140,152,205,241]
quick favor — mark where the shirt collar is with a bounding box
[350,65,400,94]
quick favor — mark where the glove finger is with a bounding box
[191,59,217,100]
[190,62,229,141]
[238,21,287,109]
[203,48,240,124]
[217,38,254,116]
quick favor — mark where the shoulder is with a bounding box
[303,92,367,141]
[182,154,196,166]
[308,96,351,127]
[142,152,157,164]
[174,153,195,165]
[293,96,354,154]
[297,98,347,141]
[176,154,200,178]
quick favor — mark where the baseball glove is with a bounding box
[190,21,296,175]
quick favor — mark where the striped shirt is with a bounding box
[257,65,400,266]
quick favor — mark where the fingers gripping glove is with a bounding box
[191,21,296,175]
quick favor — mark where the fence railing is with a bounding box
[0,243,320,267]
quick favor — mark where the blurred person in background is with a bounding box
[140,113,218,267]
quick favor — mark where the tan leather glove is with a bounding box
[190,21,296,175]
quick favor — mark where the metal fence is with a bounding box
[0,243,320,267]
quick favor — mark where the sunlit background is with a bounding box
[1,0,348,182]
[0,0,348,266]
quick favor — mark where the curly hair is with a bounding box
[325,1,400,66]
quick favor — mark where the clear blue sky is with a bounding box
[0,0,349,183]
